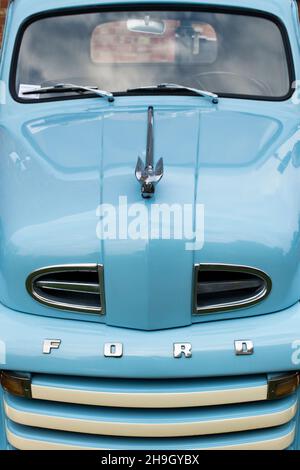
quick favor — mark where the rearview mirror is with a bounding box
[127,17,166,35]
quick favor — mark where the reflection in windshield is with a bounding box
[16,10,290,99]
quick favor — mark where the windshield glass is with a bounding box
[15,8,292,100]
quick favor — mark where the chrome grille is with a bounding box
[2,373,297,450]
[194,264,272,314]
[26,264,105,314]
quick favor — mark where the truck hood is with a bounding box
[1,98,300,330]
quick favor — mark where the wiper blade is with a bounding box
[23,83,115,102]
[126,83,219,103]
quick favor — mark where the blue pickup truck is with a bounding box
[0,0,300,450]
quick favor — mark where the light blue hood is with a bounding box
[0,97,300,330]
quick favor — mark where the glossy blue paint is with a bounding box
[1,96,300,329]
[0,0,299,329]
[0,300,300,378]
[0,0,300,450]
[31,372,268,392]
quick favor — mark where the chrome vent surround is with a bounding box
[26,264,105,314]
[194,264,272,314]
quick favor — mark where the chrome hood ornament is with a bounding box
[135,106,164,199]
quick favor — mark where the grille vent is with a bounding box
[26,264,105,314]
[194,264,271,314]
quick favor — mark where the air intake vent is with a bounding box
[194,264,271,314]
[26,264,105,314]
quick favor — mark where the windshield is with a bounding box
[14,8,292,101]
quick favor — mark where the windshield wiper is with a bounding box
[126,83,219,103]
[23,83,115,103]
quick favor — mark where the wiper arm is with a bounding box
[23,83,115,103]
[126,83,219,103]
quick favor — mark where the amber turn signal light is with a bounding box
[267,372,299,400]
[0,371,32,398]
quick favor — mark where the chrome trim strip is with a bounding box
[193,263,272,314]
[4,400,297,438]
[6,426,296,451]
[31,383,268,408]
[35,281,100,295]
[196,279,262,295]
[26,264,105,315]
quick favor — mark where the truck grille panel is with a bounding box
[3,373,297,450]
[31,374,268,408]
[6,420,296,450]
